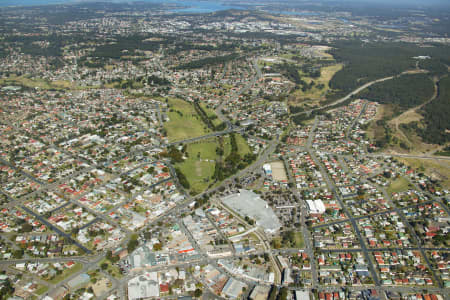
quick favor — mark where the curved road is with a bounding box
[291,69,429,117]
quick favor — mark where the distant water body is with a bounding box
[0,0,242,12]
[144,0,243,13]
[0,0,71,6]
[0,0,319,16]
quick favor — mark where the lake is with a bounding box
[0,0,244,12]
[0,0,320,16]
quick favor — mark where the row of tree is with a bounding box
[193,101,216,131]
[213,134,256,181]
[175,167,190,189]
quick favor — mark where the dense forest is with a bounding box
[92,35,169,59]
[418,58,448,77]
[175,53,239,70]
[3,34,93,57]
[167,41,240,55]
[359,74,435,109]
[417,76,450,145]
[327,41,450,101]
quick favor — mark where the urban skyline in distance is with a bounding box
[0,0,448,299]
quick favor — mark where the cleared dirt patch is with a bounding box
[367,104,394,140]
[92,278,111,296]
[391,110,423,125]
[270,161,288,182]
[397,157,450,188]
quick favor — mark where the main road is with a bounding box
[305,117,381,289]
[367,153,450,161]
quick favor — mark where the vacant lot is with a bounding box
[92,277,111,296]
[391,109,423,125]
[387,177,411,194]
[367,104,441,155]
[290,64,343,106]
[35,285,49,295]
[397,157,450,189]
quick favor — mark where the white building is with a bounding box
[128,272,159,300]
[306,199,325,214]
[295,290,310,300]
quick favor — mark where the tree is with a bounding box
[277,287,288,300]
[13,249,24,259]
[268,286,277,300]
[143,231,152,240]
[357,188,365,200]
[419,76,450,144]
[101,262,108,270]
[21,223,33,233]
[127,234,139,253]
[153,243,163,251]
[194,288,203,298]
[0,279,15,298]
[175,168,190,189]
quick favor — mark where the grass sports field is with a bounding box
[164,97,210,142]
[176,134,253,194]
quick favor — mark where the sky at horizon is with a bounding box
[0,0,449,7]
